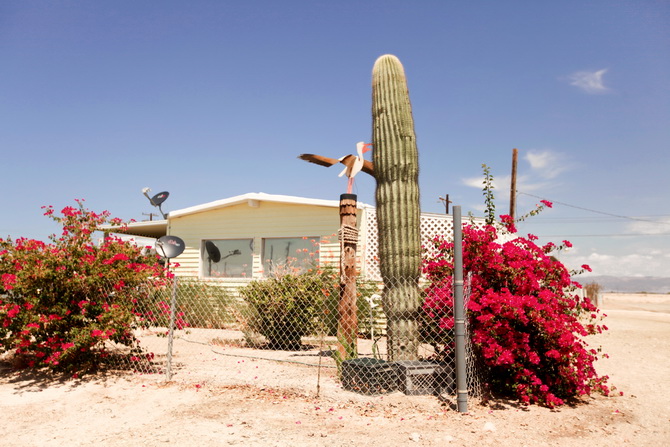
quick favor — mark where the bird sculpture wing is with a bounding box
[298,153,374,177]
[298,153,341,168]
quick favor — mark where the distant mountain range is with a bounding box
[574,276,670,294]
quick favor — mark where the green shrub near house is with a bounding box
[241,268,380,350]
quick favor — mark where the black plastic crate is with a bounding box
[341,358,398,395]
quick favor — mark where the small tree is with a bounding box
[0,201,169,373]
[585,282,602,306]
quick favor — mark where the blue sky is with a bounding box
[1,1,668,278]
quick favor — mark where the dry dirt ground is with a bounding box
[1,293,669,446]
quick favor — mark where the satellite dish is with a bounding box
[151,191,169,207]
[205,241,221,263]
[156,235,185,259]
[142,188,170,219]
[205,241,221,276]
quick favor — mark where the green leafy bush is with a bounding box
[241,267,381,350]
[241,271,326,350]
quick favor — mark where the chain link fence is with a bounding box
[102,271,482,400]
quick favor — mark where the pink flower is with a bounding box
[540,200,553,208]
[1,273,17,290]
[581,264,592,272]
[499,215,517,233]
[7,304,20,318]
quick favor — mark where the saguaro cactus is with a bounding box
[371,54,422,361]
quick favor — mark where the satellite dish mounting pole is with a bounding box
[165,269,178,380]
[158,204,167,220]
[155,235,185,381]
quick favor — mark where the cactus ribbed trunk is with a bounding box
[371,54,422,361]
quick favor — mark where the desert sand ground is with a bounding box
[1,293,669,446]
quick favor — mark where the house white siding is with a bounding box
[108,193,475,292]
[168,200,367,290]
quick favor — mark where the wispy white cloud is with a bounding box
[626,217,670,235]
[560,249,668,278]
[462,174,509,190]
[568,69,610,94]
[462,149,571,193]
[524,149,569,180]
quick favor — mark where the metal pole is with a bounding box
[453,206,468,413]
[165,274,178,381]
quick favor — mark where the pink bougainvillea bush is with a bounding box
[0,201,170,373]
[422,206,610,407]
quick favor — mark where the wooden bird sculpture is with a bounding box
[299,142,374,193]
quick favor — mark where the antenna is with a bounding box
[142,212,159,221]
[142,187,170,219]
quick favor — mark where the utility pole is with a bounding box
[510,148,518,221]
[439,194,452,214]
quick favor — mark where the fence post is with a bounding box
[453,206,468,412]
[165,275,179,381]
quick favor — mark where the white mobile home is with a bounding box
[112,192,461,288]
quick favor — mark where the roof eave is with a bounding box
[99,220,168,239]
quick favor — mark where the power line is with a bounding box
[532,215,670,221]
[536,233,670,238]
[518,192,670,225]
[529,218,648,224]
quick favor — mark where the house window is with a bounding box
[202,239,253,278]
[262,237,319,276]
